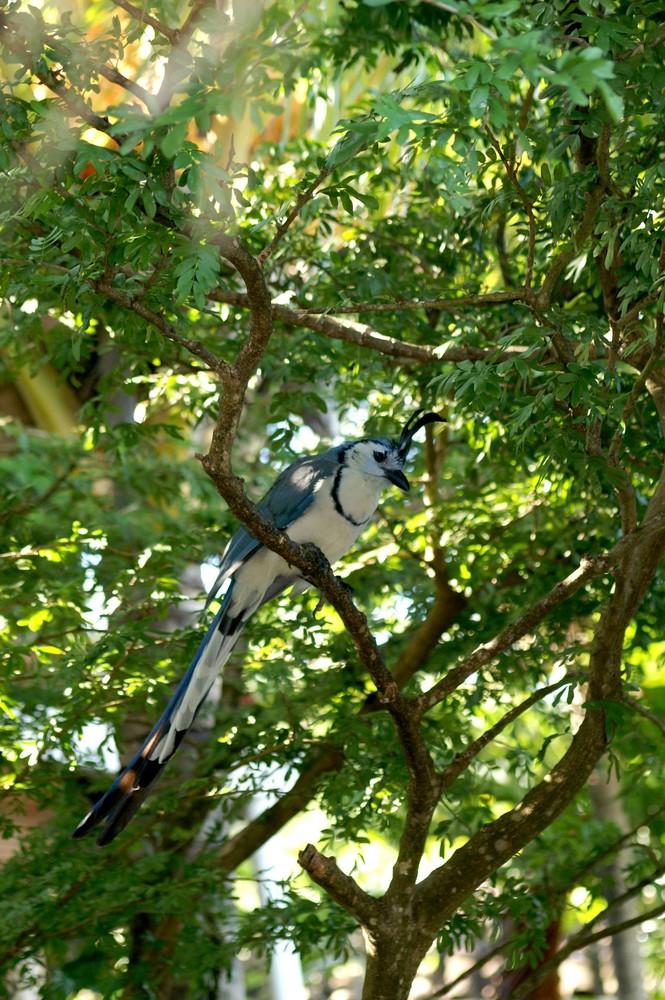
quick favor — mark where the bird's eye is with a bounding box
[373,450,387,463]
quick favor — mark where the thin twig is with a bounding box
[485,126,537,290]
[424,815,665,999]
[0,256,68,273]
[608,319,664,462]
[620,693,665,737]
[418,0,497,40]
[536,185,604,309]
[98,63,157,111]
[509,889,665,1000]
[426,942,506,999]
[617,21,665,61]
[304,288,527,314]
[113,0,177,42]
[94,277,233,381]
[209,288,537,365]
[0,462,77,523]
[418,514,665,715]
[438,673,582,789]
[257,162,332,266]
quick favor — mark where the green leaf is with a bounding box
[597,79,624,123]
[160,123,188,160]
[141,186,156,218]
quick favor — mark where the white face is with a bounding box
[346,439,394,476]
[345,440,410,490]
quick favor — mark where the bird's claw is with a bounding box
[379,682,399,704]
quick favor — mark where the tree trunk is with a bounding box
[497,918,561,1000]
[360,928,432,1000]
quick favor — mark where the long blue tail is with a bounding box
[73,588,244,845]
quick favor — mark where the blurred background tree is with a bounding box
[0,1,664,998]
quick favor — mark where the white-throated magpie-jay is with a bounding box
[73,411,443,844]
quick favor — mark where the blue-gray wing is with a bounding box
[205,449,340,605]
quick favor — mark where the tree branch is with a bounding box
[417,515,665,716]
[535,184,605,310]
[484,127,536,289]
[411,457,665,942]
[97,63,158,111]
[113,0,177,42]
[93,277,233,380]
[0,12,123,142]
[197,241,445,832]
[304,289,527,315]
[438,673,582,791]
[413,707,609,935]
[209,288,540,366]
[619,693,665,737]
[298,844,380,929]
[509,889,665,1000]
[418,552,601,714]
[173,0,212,43]
[209,746,345,873]
[257,161,332,266]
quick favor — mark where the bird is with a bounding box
[73,410,444,845]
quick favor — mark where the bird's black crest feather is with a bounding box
[396,410,445,460]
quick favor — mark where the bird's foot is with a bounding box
[379,682,399,704]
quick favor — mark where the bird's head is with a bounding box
[342,410,445,492]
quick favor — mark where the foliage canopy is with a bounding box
[1,1,664,998]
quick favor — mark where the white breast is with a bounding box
[333,466,384,529]
[228,469,383,615]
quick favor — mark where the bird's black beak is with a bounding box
[385,468,410,492]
